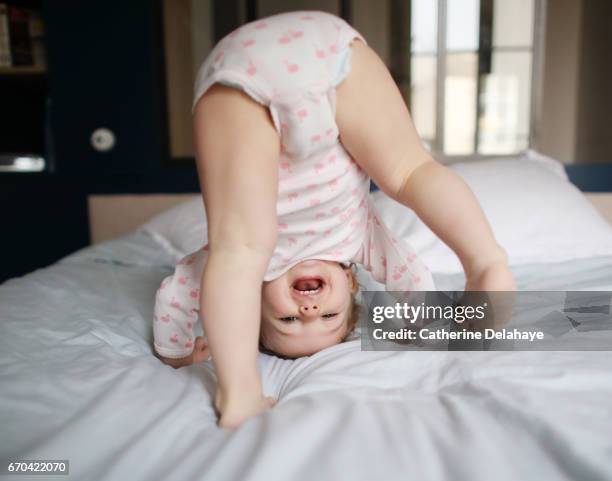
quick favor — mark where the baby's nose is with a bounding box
[299,304,319,317]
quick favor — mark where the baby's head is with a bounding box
[260,260,360,359]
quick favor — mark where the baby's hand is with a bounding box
[215,392,277,430]
[463,260,516,330]
[156,336,210,368]
[465,259,516,293]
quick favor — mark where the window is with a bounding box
[409,0,543,158]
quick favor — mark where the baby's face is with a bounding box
[260,260,356,358]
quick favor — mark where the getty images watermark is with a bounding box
[359,291,612,351]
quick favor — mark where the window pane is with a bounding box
[478,51,532,154]
[444,53,478,155]
[447,0,480,52]
[493,0,534,48]
[410,55,437,142]
[411,0,437,54]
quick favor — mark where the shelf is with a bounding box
[0,153,46,172]
[0,65,47,75]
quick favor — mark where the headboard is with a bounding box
[88,194,198,244]
[586,192,612,225]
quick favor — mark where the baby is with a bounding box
[153,10,515,428]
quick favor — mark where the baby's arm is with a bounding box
[193,84,280,428]
[337,40,515,291]
[156,336,210,368]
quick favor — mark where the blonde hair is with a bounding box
[341,265,361,341]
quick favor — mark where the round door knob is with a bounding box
[91,128,116,152]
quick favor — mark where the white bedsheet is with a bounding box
[1,231,611,481]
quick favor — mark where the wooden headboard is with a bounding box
[88,192,612,245]
[586,193,612,225]
[88,194,199,244]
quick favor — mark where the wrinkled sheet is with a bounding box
[1,231,611,481]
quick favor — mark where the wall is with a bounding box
[257,0,340,17]
[163,0,194,159]
[352,0,390,66]
[539,0,612,165]
[538,0,582,164]
[575,0,612,164]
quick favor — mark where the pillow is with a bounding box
[138,195,207,260]
[373,150,612,273]
[139,150,612,272]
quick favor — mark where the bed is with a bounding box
[1,152,612,481]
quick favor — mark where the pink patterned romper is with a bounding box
[153,10,435,359]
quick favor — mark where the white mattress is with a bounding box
[1,230,611,481]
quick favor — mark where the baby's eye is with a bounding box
[322,313,338,319]
[279,316,298,322]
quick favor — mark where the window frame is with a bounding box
[400,0,548,163]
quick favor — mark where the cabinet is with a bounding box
[1,0,202,283]
[44,0,164,176]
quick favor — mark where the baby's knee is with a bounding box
[193,82,279,153]
[194,83,245,124]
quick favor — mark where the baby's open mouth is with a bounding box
[292,277,325,295]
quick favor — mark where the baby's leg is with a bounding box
[335,39,432,198]
[335,40,511,281]
[194,83,279,246]
[193,83,280,427]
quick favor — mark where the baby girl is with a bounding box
[152,10,515,428]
